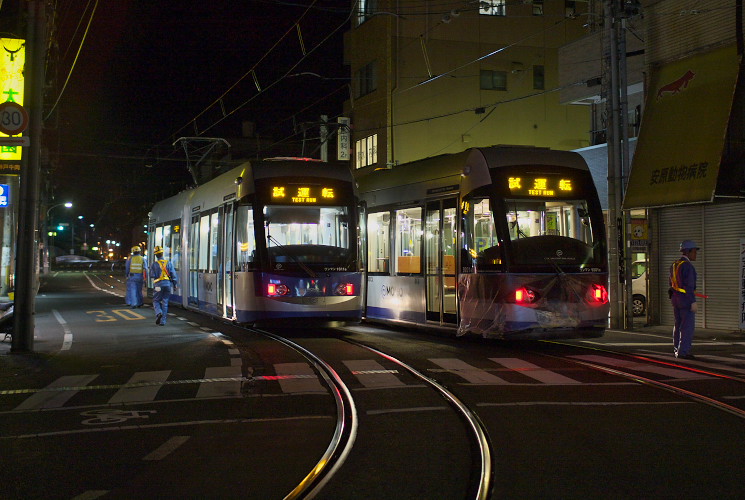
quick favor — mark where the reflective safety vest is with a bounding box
[153,259,171,283]
[669,258,688,294]
[129,255,144,274]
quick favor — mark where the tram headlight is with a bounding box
[267,283,290,297]
[335,283,355,296]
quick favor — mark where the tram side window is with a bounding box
[199,214,210,271]
[163,225,172,260]
[395,207,422,274]
[235,206,257,271]
[367,211,390,273]
[210,212,220,272]
[172,226,182,272]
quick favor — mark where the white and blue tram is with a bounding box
[359,146,609,339]
[147,158,362,325]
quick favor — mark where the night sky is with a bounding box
[41,0,351,246]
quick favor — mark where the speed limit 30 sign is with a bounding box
[0,101,29,136]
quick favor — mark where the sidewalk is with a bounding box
[609,322,745,342]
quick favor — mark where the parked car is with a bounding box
[631,260,647,316]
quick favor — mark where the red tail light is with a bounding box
[267,283,289,296]
[515,287,536,304]
[335,283,355,296]
[590,284,608,303]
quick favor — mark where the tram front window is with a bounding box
[505,199,599,268]
[264,205,354,266]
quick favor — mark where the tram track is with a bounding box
[535,340,745,419]
[248,327,494,500]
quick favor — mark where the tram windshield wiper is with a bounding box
[267,234,318,279]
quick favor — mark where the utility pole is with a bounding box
[604,0,631,329]
[12,0,46,353]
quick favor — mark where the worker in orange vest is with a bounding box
[125,245,147,308]
[668,240,700,360]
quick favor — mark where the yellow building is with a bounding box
[343,0,594,172]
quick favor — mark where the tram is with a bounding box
[359,146,609,339]
[147,158,363,325]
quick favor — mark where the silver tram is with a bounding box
[358,146,609,339]
[147,158,363,325]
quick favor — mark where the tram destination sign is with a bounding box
[271,184,337,204]
[507,174,575,198]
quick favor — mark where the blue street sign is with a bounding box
[0,184,8,207]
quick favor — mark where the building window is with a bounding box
[356,0,377,26]
[355,134,377,169]
[355,61,377,98]
[480,70,507,91]
[480,0,506,16]
[533,65,545,90]
[565,1,576,17]
[533,0,544,15]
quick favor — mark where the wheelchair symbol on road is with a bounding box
[80,408,156,425]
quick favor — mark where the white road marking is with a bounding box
[490,358,582,384]
[274,363,326,394]
[430,358,509,384]
[344,359,406,388]
[570,354,713,379]
[109,371,171,403]
[53,309,74,351]
[143,435,190,461]
[15,374,99,410]
[196,366,243,398]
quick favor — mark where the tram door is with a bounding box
[222,203,235,318]
[425,198,458,325]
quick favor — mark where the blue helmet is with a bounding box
[679,240,700,251]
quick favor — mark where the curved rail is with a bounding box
[253,329,359,500]
[536,348,745,420]
[343,337,493,500]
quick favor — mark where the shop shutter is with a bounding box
[702,201,745,330]
[656,206,703,327]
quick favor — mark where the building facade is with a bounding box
[344,0,595,172]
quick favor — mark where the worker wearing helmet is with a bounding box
[150,245,178,326]
[669,239,700,359]
[125,245,147,308]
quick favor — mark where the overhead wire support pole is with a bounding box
[605,0,624,330]
[13,0,46,353]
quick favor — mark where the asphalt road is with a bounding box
[2,271,745,499]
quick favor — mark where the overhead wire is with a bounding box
[44,0,99,121]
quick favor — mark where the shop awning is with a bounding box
[622,44,740,209]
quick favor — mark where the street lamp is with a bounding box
[43,201,72,273]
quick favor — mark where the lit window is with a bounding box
[355,134,378,169]
[533,0,544,16]
[480,0,505,16]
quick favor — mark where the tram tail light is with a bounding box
[589,284,608,303]
[267,283,290,297]
[335,283,355,296]
[515,287,536,304]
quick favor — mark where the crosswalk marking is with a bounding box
[109,371,171,403]
[274,363,326,393]
[570,354,713,379]
[343,359,406,388]
[196,366,243,398]
[15,375,99,410]
[430,358,509,384]
[10,350,744,412]
[489,358,582,384]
